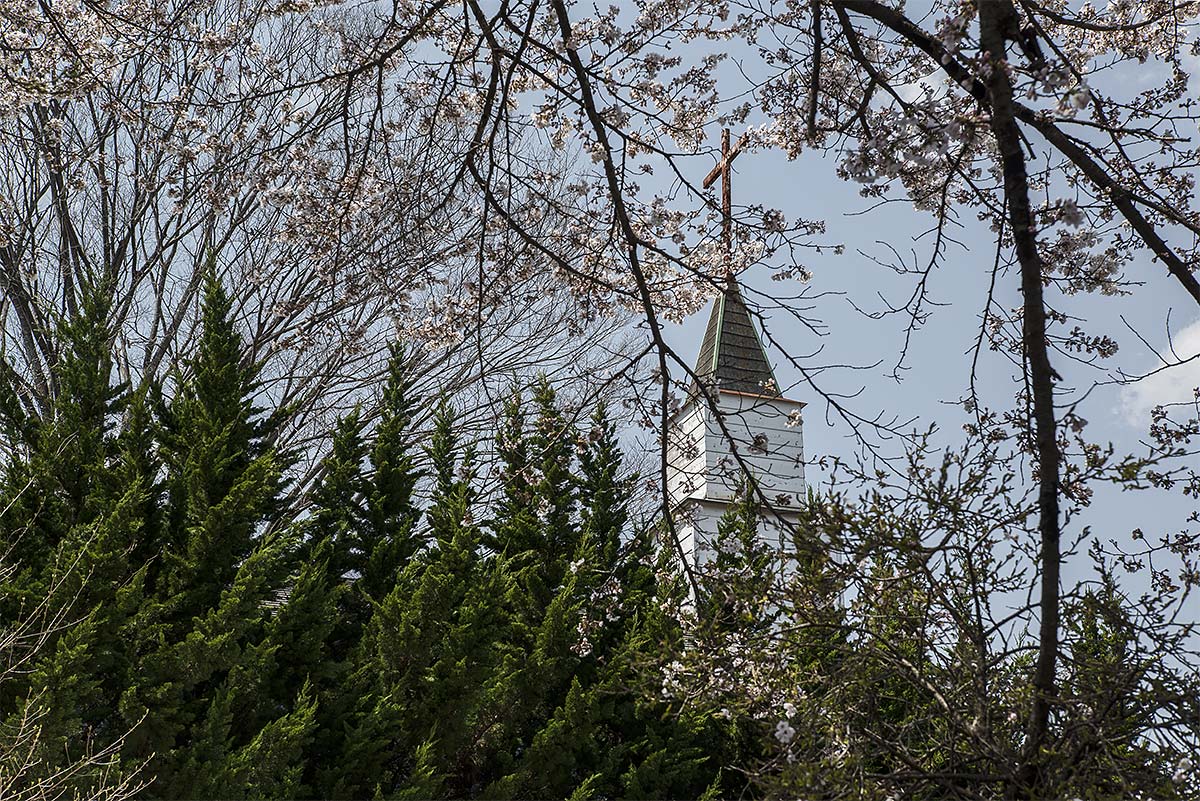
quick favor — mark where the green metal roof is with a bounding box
[691,279,779,397]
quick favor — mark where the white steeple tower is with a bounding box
[666,278,805,575]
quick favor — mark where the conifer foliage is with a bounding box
[0,278,746,799]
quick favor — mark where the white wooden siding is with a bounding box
[702,391,806,503]
[668,389,807,598]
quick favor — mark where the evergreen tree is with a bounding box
[577,402,629,571]
[484,399,743,800]
[360,344,424,598]
[118,273,305,798]
[0,283,150,797]
[0,296,752,801]
[299,347,425,798]
[327,400,502,797]
[697,478,782,637]
[489,391,537,558]
[309,409,370,591]
[529,377,578,588]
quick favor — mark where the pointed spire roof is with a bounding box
[691,279,779,397]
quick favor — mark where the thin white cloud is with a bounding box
[894,70,946,104]
[1119,318,1200,427]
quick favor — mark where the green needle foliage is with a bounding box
[6,276,1183,801]
[0,275,749,799]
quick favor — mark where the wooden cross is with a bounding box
[702,127,746,274]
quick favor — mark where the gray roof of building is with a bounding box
[690,280,779,397]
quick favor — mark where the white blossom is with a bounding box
[1060,199,1084,227]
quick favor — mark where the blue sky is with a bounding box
[661,133,1200,560]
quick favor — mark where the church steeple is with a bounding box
[692,279,779,397]
[667,278,805,591]
[664,128,804,602]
